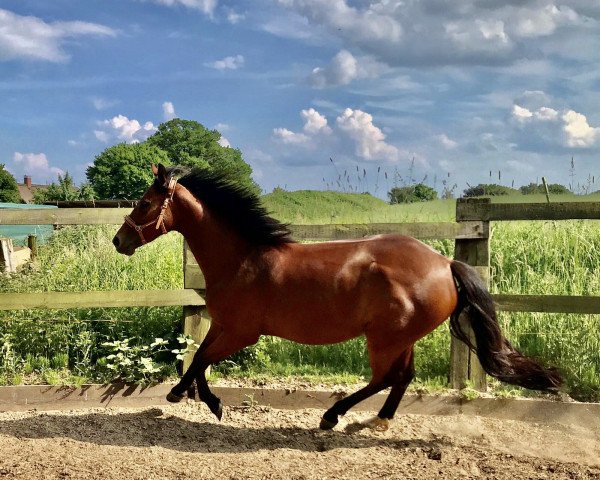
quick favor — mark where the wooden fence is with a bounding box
[1,198,599,388]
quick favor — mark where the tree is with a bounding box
[86,143,170,199]
[0,164,21,203]
[33,172,95,204]
[388,183,438,204]
[462,183,519,197]
[147,119,259,194]
[519,182,571,195]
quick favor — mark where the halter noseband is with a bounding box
[124,177,177,245]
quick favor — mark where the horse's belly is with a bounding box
[263,303,366,345]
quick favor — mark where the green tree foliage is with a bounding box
[519,182,571,195]
[33,172,95,204]
[0,165,21,203]
[147,119,259,194]
[87,119,259,199]
[86,143,170,199]
[462,183,519,197]
[388,183,438,204]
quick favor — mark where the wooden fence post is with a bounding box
[450,198,490,391]
[182,240,211,373]
[28,235,38,260]
[0,238,14,273]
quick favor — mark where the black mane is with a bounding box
[170,167,294,247]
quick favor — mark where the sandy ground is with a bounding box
[0,401,598,480]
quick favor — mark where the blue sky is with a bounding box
[2,0,600,198]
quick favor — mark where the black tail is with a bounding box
[450,260,563,391]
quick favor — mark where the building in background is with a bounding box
[1,175,54,245]
[16,175,47,204]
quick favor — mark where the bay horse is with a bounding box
[113,164,562,431]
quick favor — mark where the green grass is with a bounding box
[1,192,599,401]
[263,189,455,223]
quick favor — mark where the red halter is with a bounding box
[124,177,177,245]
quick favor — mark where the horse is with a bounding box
[113,163,563,431]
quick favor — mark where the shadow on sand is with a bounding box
[0,407,450,455]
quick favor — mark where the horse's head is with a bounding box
[113,163,178,256]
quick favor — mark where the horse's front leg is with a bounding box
[167,324,221,402]
[167,326,257,420]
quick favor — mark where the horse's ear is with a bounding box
[151,163,159,176]
[156,163,169,187]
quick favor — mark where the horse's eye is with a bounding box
[139,200,151,210]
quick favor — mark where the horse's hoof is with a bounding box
[211,400,223,421]
[319,416,338,430]
[186,385,196,401]
[361,415,390,432]
[166,391,184,403]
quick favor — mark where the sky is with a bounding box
[2,0,600,198]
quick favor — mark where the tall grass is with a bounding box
[0,226,184,385]
[490,221,600,401]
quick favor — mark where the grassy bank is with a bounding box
[1,193,599,401]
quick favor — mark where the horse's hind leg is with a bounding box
[320,335,411,430]
[320,378,389,430]
[367,347,415,431]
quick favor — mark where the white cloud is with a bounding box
[94,130,110,143]
[226,8,245,24]
[278,0,402,44]
[336,108,398,161]
[95,115,157,143]
[276,1,596,67]
[309,49,385,88]
[273,107,399,161]
[162,101,176,120]
[513,5,580,38]
[0,8,116,62]
[273,108,331,145]
[512,104,559,122]
[217,136,231,147]
[272,127,310,145]
[205,54,244,70]
[145,0,217,16]
[300,108,332,135]
[438,134,458,150]
[214,123,230,132]
[92,97,119,111]
[445,19,511,55]
[562,110,600,147]
[512,104,534,122]
[510,98,600,149]
[535,107,559,121]
[13,152,63,181]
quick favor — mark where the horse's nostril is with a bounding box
[112,236,120,248]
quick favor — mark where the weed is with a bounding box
[460,380,480,401]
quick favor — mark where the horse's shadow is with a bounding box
[0,407,450,455]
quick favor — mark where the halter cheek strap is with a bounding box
[124,177,177,245]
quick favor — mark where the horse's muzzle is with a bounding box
[112,233,136,256]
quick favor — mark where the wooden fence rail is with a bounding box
[1,200,599,390]
[457,199,600,221]
[0,289,204,310]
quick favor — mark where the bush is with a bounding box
[462,183,519,197]
[519,183,571,195]
[389,183,438,204]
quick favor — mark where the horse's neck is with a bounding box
[178,210,252,290]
